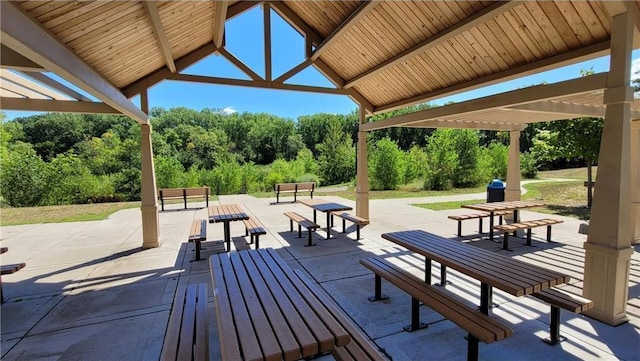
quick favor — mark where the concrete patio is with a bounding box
[1,193,638,361]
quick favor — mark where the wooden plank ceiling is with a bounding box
[3,0,640,127]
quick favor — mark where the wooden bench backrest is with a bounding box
[159,187,209,198]
[185,187,209,197]
[275,182,315,192]
[158,188,185,198]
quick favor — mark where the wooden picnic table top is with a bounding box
[462,200,545,213]
[381,230,569,297]
[210,248,351,361]
[207,204,249,223]
[298,198,352,213]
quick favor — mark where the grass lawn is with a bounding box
[1,167,594,225]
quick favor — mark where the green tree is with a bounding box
[424,129,457,190]
[0,143,49,206]
[403,145,428,184]
[316,120,355,185]
[370,138,403,190]
[451,129,482,187]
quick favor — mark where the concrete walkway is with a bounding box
[1,193,638,361]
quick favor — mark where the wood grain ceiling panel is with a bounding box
[49,2,133,43]
[159,1,213,60]
[285,1,361,38]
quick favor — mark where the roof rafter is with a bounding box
[1,97,120,114]
[169,73,350,95]
[344,1,523,89]
[143,1,176,73]
[274,59,312,83]
[218,48,262,81]
[213,1,229,48]
[361,73,608,131]
[374,40,611,114]
[311,0,378,61]
[0,69,71,100]
[0,2,148,123]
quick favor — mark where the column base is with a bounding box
[582,242,633,326]
[356,191,369,220]
[141,204,161,249]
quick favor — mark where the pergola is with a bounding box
[1,1,638,327]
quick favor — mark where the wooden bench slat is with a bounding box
[494,218,563,232]
[177,286,197,361]
[209,256,244,361]
[195,284,209,361]
[275,182,315,203]
[0,263,26,275]
[161,284,209,361]
[533,288,593,313]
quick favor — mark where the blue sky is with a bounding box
[4,5,640,121]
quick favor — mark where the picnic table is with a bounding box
[208,204,249,252]
[210,248,351,360]
[462,200,545,241]
[382,230,569,314]
[299,198,352,240]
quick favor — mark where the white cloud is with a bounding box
[220,106,237,115]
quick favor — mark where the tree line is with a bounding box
[0,104,602,207]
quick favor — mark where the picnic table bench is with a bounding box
[493,218,564,250]
[284,211,320,247]
[0,247,25,303]
[361,257,512,361]
[274,182,315,203]
[532,286,593,345]
[242,217,267,249]
[188,219,207,261]
[158,187,209,211]
[160,283,209,361]
[331,212,369,240]
[448,210,510,237]
[210,248,383,360]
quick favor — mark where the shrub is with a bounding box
[0,143,49,207]
[424,129,457,190]
[520,152,538,179]
[370,138,403,190]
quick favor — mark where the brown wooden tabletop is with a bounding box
[299,199,353,239]
[208,204,249,251]
[382,229,569,314]
[462,200,546,240]
[210,248,351,360]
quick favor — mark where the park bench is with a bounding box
[331,212,369,240]
[360,257,512,361]
[242,217,267,249]
[284,211,320,247]
[158,187,209,211]
[0,247,25,303]
[532,287,593,345]
[448,210,510,237]
[493,218,564,250]
[160,283,208,361]
[274,182,315,203]
[188,219,207,261]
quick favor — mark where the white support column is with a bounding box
[356,106,369,219]
[140,89,160,249]
[631,120,640,244]
[505,129,522,202]
[583,8,635,326]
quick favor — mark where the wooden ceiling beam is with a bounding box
[1,97,120,114]
[361,73,608,131]
[143,1,176,73]
[22,71,92,101]
[0,2,148,123]
[218,48,262,81]
[375,40,611,114]
[274,59,312,83]
[344,1,522,89]
[122,43,217,97]
[264,3,272,81]
[213,1,229,48]
[311,0,377,61]
[0,44,44,71]
[403,119,524,131]
[169,73,351,95]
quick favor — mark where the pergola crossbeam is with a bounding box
[22,71,92,101]
[213,1,230,48]
[143,1,176,73]
[0,44,44,72]
[0,69,71,100]
[362,73,608,131]
[1,97,119,114]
